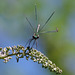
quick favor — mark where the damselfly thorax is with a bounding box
[33,24,40,39]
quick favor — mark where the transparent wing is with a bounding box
[26,17,34,31]
[40,27,58,33]
[35,4,37,25]
[39,11,55,32]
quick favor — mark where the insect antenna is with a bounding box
[39,11,55,32]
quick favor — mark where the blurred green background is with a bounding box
[0,0,75,75]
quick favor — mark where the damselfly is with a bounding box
[25,4,58,49]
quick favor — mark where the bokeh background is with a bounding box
[0,0,75,75]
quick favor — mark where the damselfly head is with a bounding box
[33,33,39,40]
